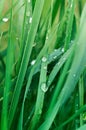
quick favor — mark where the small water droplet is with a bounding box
[28,0,30,3]
[44,66,47,70]
[70,4,72,8]
[2,18,8,22]
[32,42,37,47]
[63,57,66,61]
[31,60,36,65]
[41,83,48,93]
[29,17,32,23]
[42,57,47,62]
[46,36,48,40]
[54,49,57,52]
[0,97,3,101]
[16,37,19,40]
[73,74,76,77]
[53,56,57,59]
[38,109,42,115]
[48,80,50,84]
[61,48,64,53]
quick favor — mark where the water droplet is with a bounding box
[28,0,30,3]
[53,56,57,59]
[46,36,48,40]
[44,66,47,70]
[61,48,64,53]
[70,4,72,8]
[63,57,66,61]
[70,40,74,44]
[2,18,8,22]
[0,97,3,101]
[48,80,50,84]
[32,42,37,47]
[31,60,36,65]
[29,17,32,23]
[42,57,47,62]
[73,74,76,77]
[54,49,57,52]
[16,37,19,40]
[41,83,48,93]
[38,109,42,115]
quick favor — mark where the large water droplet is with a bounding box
[2,18,8,22]
[42,57,47,62]
[41,83,48,93]
[31,60,36,65]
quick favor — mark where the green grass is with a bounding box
[0,0,86,130]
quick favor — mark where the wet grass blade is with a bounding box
[38,4,86,129]
[29,55,48,130]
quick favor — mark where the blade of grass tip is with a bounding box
[16,0,28,73]
[8,0,45,129]
[64,0,75,51]
[29,54,48,130]
[38,4,86,130]
[56,105,86,129]
[1,0,14,130]
[79,75,84,126]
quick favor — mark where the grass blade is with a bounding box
[1,1,14,130]
[8,0,45,128]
